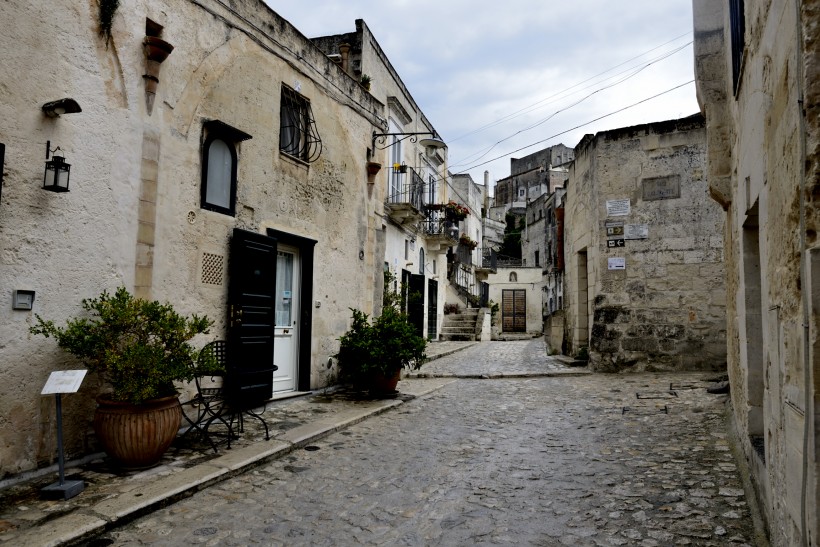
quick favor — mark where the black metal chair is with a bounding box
[179,341,235,452]
[180,340,273,451]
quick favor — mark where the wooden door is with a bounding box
[502,289,527,333]
[228,228,277,403]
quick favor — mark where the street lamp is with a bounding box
[43,141,71,193]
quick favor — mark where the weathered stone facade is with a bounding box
[312,19,450,338]
[693,1,820,544]
[563,115,727,371]
[0,0,395,477]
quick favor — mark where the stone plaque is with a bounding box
[642,176,680,201]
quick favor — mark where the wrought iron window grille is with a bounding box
[279,86,322,163]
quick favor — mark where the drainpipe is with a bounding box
[795,0,811,545]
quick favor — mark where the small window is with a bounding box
[509,272,518,282]
[279,85,322,162]
[419,248,425,275]
[201,120,251,216]
[729,0,745,94]
[535,250,540,267]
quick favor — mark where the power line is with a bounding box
[452,80,695,174]
[450,41,692,169]
[448,31,693,144]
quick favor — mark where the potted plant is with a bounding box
[360,73,372,91]
[335,274,426,394]
[459,233,478,250]
[444,200,470,222]
[30,287,213,468]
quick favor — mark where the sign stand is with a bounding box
[40,370,87,500]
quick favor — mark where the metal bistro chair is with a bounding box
[180,340,235,452]
[181,340,274,451]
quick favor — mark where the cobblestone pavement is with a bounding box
[412,339,586,378]
[100,346,762,545]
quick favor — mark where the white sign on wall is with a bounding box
[624,224,649,240]
[606,199,631,217]
[608,257,626,270]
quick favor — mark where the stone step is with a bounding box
[439,333,476,342]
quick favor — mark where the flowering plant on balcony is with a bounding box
[459,233,478,250]
[445,201,470,221]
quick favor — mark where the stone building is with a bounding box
[693,1,820,543]
[563,115,727,371]
[493,145,573,208]
[312,19,451,340]
[0,0,418,478]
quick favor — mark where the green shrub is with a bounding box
[30,287,213,404]
[336,273,426,387]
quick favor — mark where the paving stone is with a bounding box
[0,342,761,546]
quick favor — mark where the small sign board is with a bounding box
[606,226,624,236]
[607,238,625,248]
[608,257,626,270]
[42,370,87,395]
[606,199,631,217]
[624,224,649,240]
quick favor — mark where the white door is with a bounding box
[273,246,300,392]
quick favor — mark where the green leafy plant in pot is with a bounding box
[30,287,214,468]
[335,273,427,394]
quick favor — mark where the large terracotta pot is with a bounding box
[368,368,401,395]
[93,395,181,469]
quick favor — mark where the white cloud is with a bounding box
[265,0,699,185]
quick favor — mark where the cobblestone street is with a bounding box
[102,341,763,546]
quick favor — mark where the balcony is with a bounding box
[422,209,459,252]
[475,248,497,281]
[385,166,425,225]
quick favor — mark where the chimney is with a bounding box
[483,171,490,214]
[338,43,351,75]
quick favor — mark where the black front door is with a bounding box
[228,228,277,403]
[427,279,438,339]
[408,274,426,337]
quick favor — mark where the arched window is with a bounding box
[509,272,518,282]
[201,120,251,216]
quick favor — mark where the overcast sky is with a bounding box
[264,1,699,189]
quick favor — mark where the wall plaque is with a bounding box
[606,199,630,217]
[624,224,649,240]
[642,176,680,201]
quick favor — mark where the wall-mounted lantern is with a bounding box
[43,141,70,193]
[41,98,82,118]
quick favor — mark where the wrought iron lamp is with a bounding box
[43,141,71,193]
[41,98,82,118]
[372,131,447,151]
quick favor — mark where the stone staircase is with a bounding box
[440,307,481,341]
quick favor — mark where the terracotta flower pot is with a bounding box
[368,368,401,395]
[93,394,181,469]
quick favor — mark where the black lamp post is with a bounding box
[43,141,70,193]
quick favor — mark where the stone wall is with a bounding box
[693,1,820,544]
[0,0,385,477]
[564,115,726,372]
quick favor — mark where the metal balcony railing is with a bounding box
[386,166,425,211]
[480,248,497,270]
[422,209,459,239]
